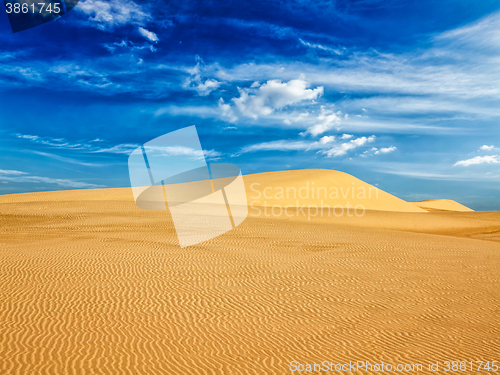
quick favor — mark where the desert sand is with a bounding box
[412,199,474,212]
[0,169,499,375]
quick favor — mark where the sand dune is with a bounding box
[0,169,499,375]
[243,169,426,212]
[413,199,474,212]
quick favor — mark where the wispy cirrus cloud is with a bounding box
[237,135,337,155]
[14,133,94,150]
[183,56,222,96]
[29,151,105,167]
[237,134,388,159]
[142,146,221,160]
[14,133,222,160]
[322,135,376,157]
[76,0,151,31]
[435,11,500,51]
[298,38,345,55]
[0,169,104,188]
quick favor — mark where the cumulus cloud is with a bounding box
[138,27,159,43]
[323,136,375,157]
[76,0,150,31]
[362,146,397,157]
[376,146,397,154]
[341,134,353,139]
[454,155,500,167]
[318,135,335,144]
[479,145,495,151]
[301,107,341,136]
[225,78,323,120]
[219,98,238,122]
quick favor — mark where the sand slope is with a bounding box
[413,199,474,212]
[0,170,499,375]
[243,169,426,212]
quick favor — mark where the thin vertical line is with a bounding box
[207,163,215,193]
[161,182,169,207]
[220,188,235,229]
[141,146,155,186]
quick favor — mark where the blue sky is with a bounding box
[0,0,499,210]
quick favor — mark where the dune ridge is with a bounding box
[413,199,474,212]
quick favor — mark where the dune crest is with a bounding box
[413,199,474,212]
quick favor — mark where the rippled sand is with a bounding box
[0,171,499,374]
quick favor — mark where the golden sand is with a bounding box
[413,199,474,212]
[0,169,499,374]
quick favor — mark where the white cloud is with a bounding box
[29,151,104,167]
[91,143,141,154]
[301,106,341,136]
[102,39,158,53]
[76,0,150,31]
[0,169,27,175]
[283,111,309,125]
[15,133,93,150]
[454,155,500,167]
[238,140,313,154]
[318,135,335,144]
[226,78,323,120]
[323,136,375,157]
[362,146,397,157]
[149,146,221,160]
[436,11,500,51]
[237,134,375,156]
[479,145,495,151]
[0,169,103,188]
[183,56,222,96]
[376,146,397,154]
[138,27,159,43]
[219,98,238,122]
[340,134,353,139]
[298,38,344,55]
[16,132,222,160]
